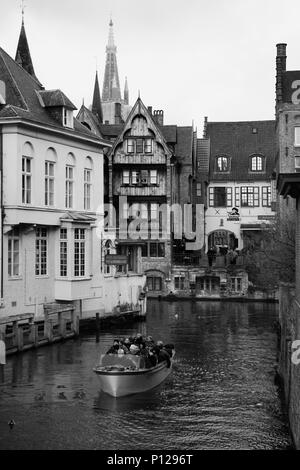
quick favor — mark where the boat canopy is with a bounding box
[99,354,145,370]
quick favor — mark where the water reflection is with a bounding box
[0,300,293,450]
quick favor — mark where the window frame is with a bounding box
[22,155,32,204]
[45,160,55,206]
[84,168,92,211]
[240,186,259,207]
[250,155,264,172]
[59,228,68,277]
[8,228,20,278]
[262,186,271,207]
[65,164,74,209]
[35,227,48,276]
[74,228,86,277]
[215,155,230,172]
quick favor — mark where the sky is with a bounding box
[1,0,300,132]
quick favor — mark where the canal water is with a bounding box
[0,300,292,450]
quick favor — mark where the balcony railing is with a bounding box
[172,253,246,268]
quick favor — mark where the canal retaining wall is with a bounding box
[278,283,300,449]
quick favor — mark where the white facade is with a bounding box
[205,180,276,251]
[1,121,146,321]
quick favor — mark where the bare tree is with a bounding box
[242,212,295,288]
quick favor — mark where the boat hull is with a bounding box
[94,360,173,397]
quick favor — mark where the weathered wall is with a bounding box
[278,283,300,449]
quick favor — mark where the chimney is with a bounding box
[203,116,208,138]
[276,43,287,106]
[153,109,164,126]
[147,106,153,115]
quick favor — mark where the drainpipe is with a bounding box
[0,125,3,301]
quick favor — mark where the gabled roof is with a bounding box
[206,120,276,181]
[108,97,172,158]
[0,47,107,142]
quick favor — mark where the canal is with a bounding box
[0,300,293,450]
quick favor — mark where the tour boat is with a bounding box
[93,351,174,397]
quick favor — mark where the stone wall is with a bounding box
[278,283,300,448]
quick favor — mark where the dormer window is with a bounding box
[250,155,264,171]
[216,155,230,172]
[63,108,73,128]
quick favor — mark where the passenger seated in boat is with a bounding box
[147,347,158,367]
[134,333,144,346]
[129,344,140,355]
[164,343,174,357]
[154,345,171,368]
[122,338,131,352]
[106,340,120,354]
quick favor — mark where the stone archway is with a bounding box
[208,229,238,251]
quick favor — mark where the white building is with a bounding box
[203,120,277,253]
[0,21,146,323]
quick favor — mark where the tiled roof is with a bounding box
[206,120,276,181]
[38,89,77,109]
[0,47,104,141]
[197,138,210,174]
[174,126,193,161]
[99,123,124,138]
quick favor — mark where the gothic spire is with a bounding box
[92,70,103,124]
[15,15,39,82]
[102,18,122,102]
[124,76,129,105]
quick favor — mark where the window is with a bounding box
[35,228,47,276]
[127,139,134,153]
[231,277,242,292]
[65,165,74,208]
[122,170,130,184]
[22,156,32,204]
[241,186,259,207]
[8,228,20,277]
[63,108,73,128]
[131,170,141,184]
[262,186,271,207]
[209,187,232,207]
[250,155,263,171]
[45,161,55,206]
[175,276,185,289]
[147,276,162,291]
[60,228,68,277]
[84,169,91,210]
[149,242,165,257]
[74,228,85,277]
[141,244,148,257]
[294,127,300,146]
[136,139,144,153]
[295,156,300,170]
[196,183,201,196]
[145,139,153,153]
[216,156,229,172]
[150,170,157,184]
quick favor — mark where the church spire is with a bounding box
[124,76,129,105]
[15,14,39,83]
[92,71,103,124]
[102,18,122,102]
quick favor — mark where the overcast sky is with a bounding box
[1,0,300,132]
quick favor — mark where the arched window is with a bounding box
[216,155,230,172]
[250,155,264,171]
[22,142,34,204]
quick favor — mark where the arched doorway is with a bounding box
[208,230,238,251]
